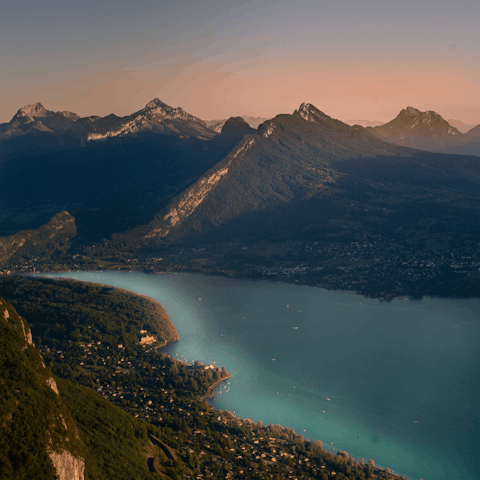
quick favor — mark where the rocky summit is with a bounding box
[66,98,216,143]
[373,106,464,150]
[0,102,80,139]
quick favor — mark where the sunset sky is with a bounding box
[2,0,480,124]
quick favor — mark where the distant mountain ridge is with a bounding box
[206,115,270,132]
[0,102,80,139]
[347,119,384,127]
[447,118,476,134]
[462,123,480,142]
[0,99,480,286]
[4,99,480,153]
[140,102,418,243]
[0,99,216,144]
[0,100,257,242]
[372,106,464,150]
[67,98,215,142]
[118,101,480,262]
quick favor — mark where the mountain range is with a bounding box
[0,99,213,142]
[0,102,80,140]
[350,111,480,151]
[2,100,479,153]
[346,119,384,128]
[129,103,479,251]
[0,98,479,298]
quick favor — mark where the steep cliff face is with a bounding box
[145,136,256,239]
[0,298,85,480]
[49,450,85,480]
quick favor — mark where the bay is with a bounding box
[42,271,480,480]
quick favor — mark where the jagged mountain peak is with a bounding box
[142,98,188,120]
[401,106,422,116]
[1,102,81,139]
[373,106,464,150]
[16,102,48,118]
[146,97,167,108]
[294,102,329,122]
[66,98,215,142]
[290,103,354,134]
[145,98,174,113]
[384,107,461,136]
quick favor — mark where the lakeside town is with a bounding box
[5,234,478,300]
[38,327,405,480]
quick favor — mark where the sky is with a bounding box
[1,0,480,124]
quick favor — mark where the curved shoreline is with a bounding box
[17,264,480,301]
[28,273,180,345]
[201,372,232,402]
[28,270,476,480]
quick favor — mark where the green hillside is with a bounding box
[0,297,85,480]
[56,377,188,480]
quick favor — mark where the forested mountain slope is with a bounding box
[0,297,86,480]
[134,103,480,248]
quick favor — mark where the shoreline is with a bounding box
[21,267,480,301]
[18,270,472,480]
[27,273,181,344]
[201,371,232,402]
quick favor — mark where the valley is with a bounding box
[1,100,479,301]
[1,97,479,479]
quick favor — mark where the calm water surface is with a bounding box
[44,271,480,480]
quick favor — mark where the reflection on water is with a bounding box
[43,271,480,480]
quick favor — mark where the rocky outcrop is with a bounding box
[49,450,85,480]
[145,136,255,239]
[47,376,60,395]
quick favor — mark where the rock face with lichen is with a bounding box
[49,450,85,480]
[0,298,85,480]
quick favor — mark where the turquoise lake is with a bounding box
[43,271,480,480]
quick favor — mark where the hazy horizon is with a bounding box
[2,0,480,124]
[1,97,478,127]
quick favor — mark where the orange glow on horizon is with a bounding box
[2,61,480,125]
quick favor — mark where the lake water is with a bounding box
[43,271,480,480]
